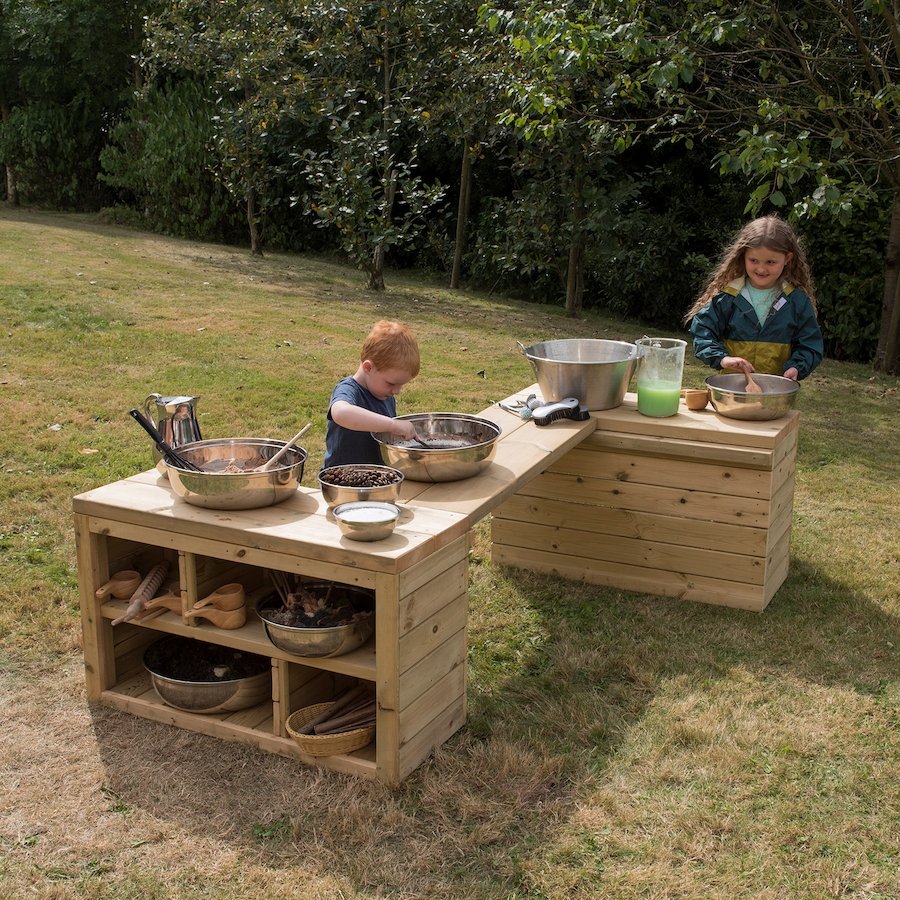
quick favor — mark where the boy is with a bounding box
[323,320,420,468]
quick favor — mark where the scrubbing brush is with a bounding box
[532,398,590,426]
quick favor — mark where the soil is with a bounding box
[258,582,374,629]
[144,636,270,682]
[320,466,401,487]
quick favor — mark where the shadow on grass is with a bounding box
[84,554,898,898]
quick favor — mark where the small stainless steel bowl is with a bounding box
[333,501,400,542]
[318,464,404,508]
[256,586,375,658]
[165,437,307,509]
[372,413,501,482]
[705,373,800,421]
[143,637,271,714]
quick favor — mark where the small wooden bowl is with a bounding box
[683,389,710,411]
[95,570,141,600]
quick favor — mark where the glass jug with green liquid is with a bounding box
[635,338,686,417]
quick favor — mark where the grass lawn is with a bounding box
[1,206,898,900]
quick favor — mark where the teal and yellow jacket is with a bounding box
[689,277,823,380]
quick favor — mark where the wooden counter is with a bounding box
[491,392,799,611]
[73,401,594,785]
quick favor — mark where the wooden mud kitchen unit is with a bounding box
[75,390,798,785]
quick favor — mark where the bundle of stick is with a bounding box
[298,684,376,735]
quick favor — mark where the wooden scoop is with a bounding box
[193,583,246,611]
[95,570,141,600]
[144,581,184,615]
[745,372,763,394]
[183,605,247,630]
[255,424,311,472]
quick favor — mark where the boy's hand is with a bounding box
[391,419,418,441]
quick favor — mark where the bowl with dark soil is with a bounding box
[317,464,404,508]
[257,576,375,658]
[143,635,272,714]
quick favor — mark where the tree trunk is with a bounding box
[565,162,586,317]
[0,91,19,206]
[874,189,900,374]
[370,17,393,292]
[247,189,262,256]
[450,138,473,289]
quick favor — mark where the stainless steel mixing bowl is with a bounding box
[705,373,800,421]
[318,464,404,508]
[372,413,501,482]
[165,437,307,509]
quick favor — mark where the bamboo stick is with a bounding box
[313,701,376,734]
[297,684,370,735]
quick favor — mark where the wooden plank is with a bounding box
[548,447,775,499]
[399,664,467,747]
[515,471,772,528]
[397,693,466,785]
[74,517,114,700]
[492,520,767,584]
[398,593,469,673]
[374,572,402,786]
[397,533,469,598]
[492,544,767,612]
[398,559,469,637]
[397,628,467,710]
[493,494,769,556]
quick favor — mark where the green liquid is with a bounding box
[637,382,681,417]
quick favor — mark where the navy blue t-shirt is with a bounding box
[323,376,396,468]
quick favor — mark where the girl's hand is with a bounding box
[783,367,799,381]
[721,356,755,375]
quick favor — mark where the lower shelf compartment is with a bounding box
[100,671,377,778]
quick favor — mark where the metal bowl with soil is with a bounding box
[372,412,501,482]
[317,463,404,508]
[143,636,272,714]
[257,577,375,658]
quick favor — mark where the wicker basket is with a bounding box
[285,702,375,757]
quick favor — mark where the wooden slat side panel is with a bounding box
[581,429,775,469]
[396,628,467,712]
[492,545,767,612]
[492,520,767,585]
[398,558,468,638]
[398,595,469,674]
[514,472,772,528]
[547,448,775,499]
[397,694,466,785]
[399,665,467,746]
[493,494,768,556]
[397,534,469,598]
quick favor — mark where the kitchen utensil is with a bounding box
[318,464,404,508]
[531,398,590,426]
[128,408,204,471]
[143,393,202,465]
[254,424,312,472]
[95,570,141,600]
[143,636,270,714]
[635,337,686,417]
[705,373,800,420]
[144,581,184,615]
[372,413,501,483]
[332,501,400,542]
[683,389,710,411]
[745,372,763,394]
[183,605,247,629]
[164,438,307,509]
[519,339,639,410]
[193,583,246,611]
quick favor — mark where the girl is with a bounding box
[685,216,823,381]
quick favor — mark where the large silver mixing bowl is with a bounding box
[372,413,501,482]
[520,339,639,410]
[166,437,307,509]
[705,373,800,421]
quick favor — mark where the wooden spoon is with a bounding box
[255,423,312,472]
[745,372,763,394]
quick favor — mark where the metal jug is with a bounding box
[143,393,203,464]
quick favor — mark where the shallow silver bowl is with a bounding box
[705,373,800,421]
[372,413,501,482]
[256,585,375,658]
[318,464,404,508]
[143,637,271,714]
[333,501,400,542]
[166,437,307,509]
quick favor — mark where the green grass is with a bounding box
[1,205,898,899]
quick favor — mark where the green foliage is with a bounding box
[99,80,241,241]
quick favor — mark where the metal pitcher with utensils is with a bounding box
[143,393,203,464]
